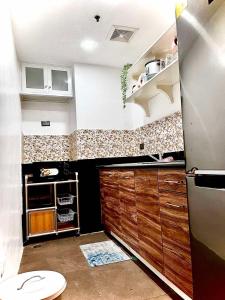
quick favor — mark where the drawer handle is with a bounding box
[123,176,130,179]
[164,180,185,184]
[165,202,186,209]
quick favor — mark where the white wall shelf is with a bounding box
[126,23,179,117]
[129,24,177,80]
[126,59,179,116]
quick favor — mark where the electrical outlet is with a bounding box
[41,121,50,126]
[140,143,144,150]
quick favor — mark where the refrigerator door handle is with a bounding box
[194,170,225,176]
[188,172,225,190]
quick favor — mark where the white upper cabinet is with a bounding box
[21,63,73,98]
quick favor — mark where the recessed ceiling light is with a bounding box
[80,39,98,52]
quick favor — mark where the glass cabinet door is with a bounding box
[26,67,44,89]
[48,67,72,96]
[22,64,48,94]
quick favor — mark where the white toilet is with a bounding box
[0,271,67,300]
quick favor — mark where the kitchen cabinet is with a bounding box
[135,169,163,273]
[99,170,121,238]
[158,168,186,194]
[100,169,138,249]
[118,170,138,252]
[21,63,72,97]
[99,166,193,299]
[159,191,190,254]
[163,247,192,298]
[159,168,192,297]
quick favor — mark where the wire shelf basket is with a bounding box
[57,193,75,206]
[57,208,76,223]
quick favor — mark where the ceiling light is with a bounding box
[80,39,98,52]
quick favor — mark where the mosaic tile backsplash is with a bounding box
[23,135,71,163]
[23,112,184,163]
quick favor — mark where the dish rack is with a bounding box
[57,208,76,223]
[57,193,75,206]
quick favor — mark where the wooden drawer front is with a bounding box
[119,170,136,223]
[135,169,163,272]
[120,189,136,223]
[164,247,193,298]
[158,168,186,194]
[138,212,163,272]
[160,192,191,253]
[100,169,118,188]
[121,213,138,252]
[135,169,159,218]
[120,183,138,251]
[29,210,55,235]
[119,170,135,191]
[104,187,121,235]
[104,206,117,233]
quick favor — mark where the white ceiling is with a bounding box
[10,0,177,68]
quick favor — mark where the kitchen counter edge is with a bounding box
[97,160,185,168]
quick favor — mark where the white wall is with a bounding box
[22,100,76,135]
[68,97,77,133]
[74,64,124,130]
[74,63,181,131]
[0,2,23,279]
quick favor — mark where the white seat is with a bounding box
[0,270,67,300]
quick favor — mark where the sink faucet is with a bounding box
[148,153,163,162]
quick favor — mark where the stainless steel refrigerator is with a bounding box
[176,0,225,299]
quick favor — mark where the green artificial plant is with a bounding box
[120,63,132,108]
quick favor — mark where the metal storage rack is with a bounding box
[24,172,80,240]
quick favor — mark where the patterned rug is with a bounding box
[80,240,131,267]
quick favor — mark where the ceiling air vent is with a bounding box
[108,25,138,43]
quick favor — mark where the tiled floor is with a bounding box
[19,232,175,300]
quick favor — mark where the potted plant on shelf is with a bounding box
[120,63,132,108]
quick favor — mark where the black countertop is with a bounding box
[98,160,185,168]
